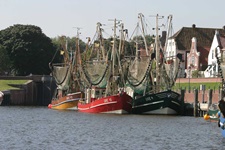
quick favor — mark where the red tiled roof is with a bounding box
[219,36,225,49]
[198,47,210,70]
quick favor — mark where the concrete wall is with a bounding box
[176,77,222,83]
[175,77,222,104]
[183,90,219,104]
[0,75,56,106]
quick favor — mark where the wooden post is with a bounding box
[194,89,199,117]
[180,89,185,116]
[220,89,224,101]
[208,89,213,106]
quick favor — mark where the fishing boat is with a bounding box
[77,21,132,114]
[125,14,182,115]
[48,35,83,110]
[78,87,132,114]
[206,104,219,121]
[0,91,3,105]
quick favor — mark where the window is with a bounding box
[191,56,195,65]
[212,49,214,59]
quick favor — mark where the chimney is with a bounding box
[160,31,167,47]
[162,31,167,39]
[192,24,196,29]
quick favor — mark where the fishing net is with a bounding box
[162,57,180,89]
[126,57,152,94]
[82,61,110,88]
[52,64,71,90]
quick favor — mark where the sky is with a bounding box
[1,0,225,41]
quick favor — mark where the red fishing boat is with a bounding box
[78,87,132,114]
[77,20,132,114]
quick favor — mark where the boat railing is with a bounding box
[53,63,69,66]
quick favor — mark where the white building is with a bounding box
[164,25,225,78]
[204,30,225,77]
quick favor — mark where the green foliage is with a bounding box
[145,35,154,46]
[51,36,86,63]
[0,24,56,75]
[102,37,112,53]
[192,70,199,78]
[0,45,12,75]
[130,35,154,47]
[129,35,154,55]
[51,36,86,53]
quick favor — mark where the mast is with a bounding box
[118,23,124,56]
[135,22,139,60]
[109,18,121,76]
[117,22,126,86]
[112,19,117,76]
[105,18,121,95]
[164,15,173,52]
[139,13,149,56]
[154,14,164,91]
[96,22,106,60]
[74,27,81,68]
[60,36,69,64]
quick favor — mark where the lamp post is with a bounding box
[188,66,191,93]
[179,67,181,89]
[200,63,202,77]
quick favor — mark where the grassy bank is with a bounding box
[0,80,28,91]
[0,79,222,92]
[173,82,222,91]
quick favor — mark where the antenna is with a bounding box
[73,27,82,45]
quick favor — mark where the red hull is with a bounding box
[78,92,132,114]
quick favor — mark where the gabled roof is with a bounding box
[171,25,225,50]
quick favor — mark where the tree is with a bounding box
[192,70,199,78]
[51,36,86,53]
[129,35,154,55]
[0,24,56,75]
[130,35,154,47]
[0,45,12,75]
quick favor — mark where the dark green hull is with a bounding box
[208,109,219,121]
[132,90,181,115]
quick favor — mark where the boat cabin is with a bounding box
[86,87,106,103]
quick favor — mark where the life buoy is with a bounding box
[203,114,210,120]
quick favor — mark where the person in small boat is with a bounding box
[217,99,225,137]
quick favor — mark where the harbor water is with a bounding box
[0,106,224,150]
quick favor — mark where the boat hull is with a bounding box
[132,90,181,115]
[0,91,3,106]
[208,108,219,121]
[48,92,83,110]
[78,92,132,114]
